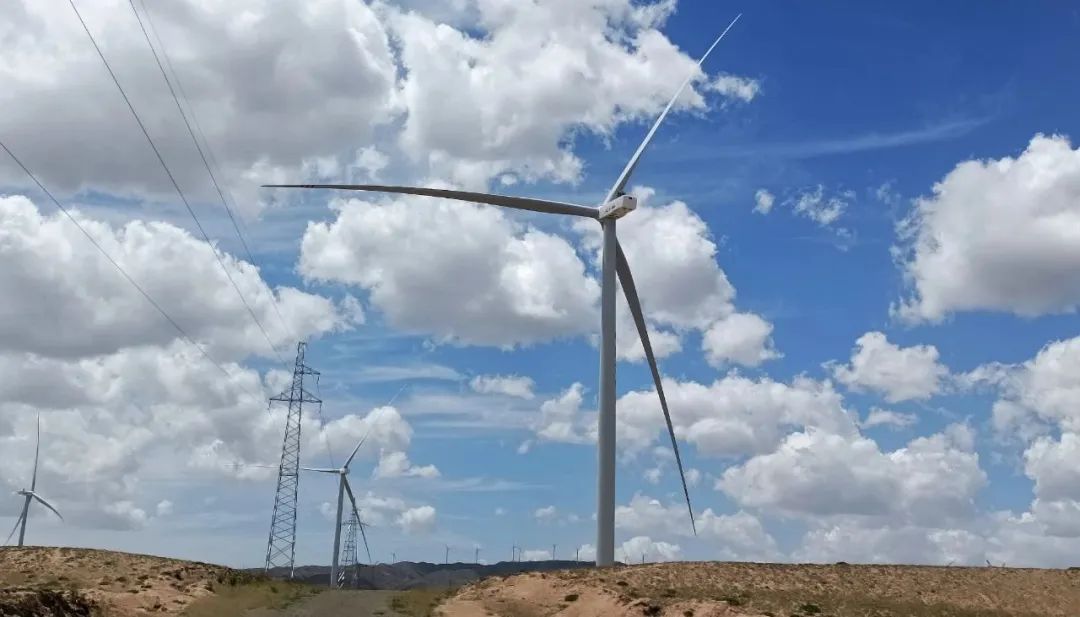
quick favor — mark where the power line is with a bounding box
[66,0,287,367]
[0,139,265,405]
[314,373,337,467]
[130,0,297,344]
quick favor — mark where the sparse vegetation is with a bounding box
[391,587,456,617]
[0,547,303,617]
[438,562,1080,617]
[0,589,96,617]
[181,580,311,616]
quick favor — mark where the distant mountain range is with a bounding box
[258,560,593,589]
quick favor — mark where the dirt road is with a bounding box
[247,589,404,616]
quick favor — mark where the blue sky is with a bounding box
[3,0,1080,568]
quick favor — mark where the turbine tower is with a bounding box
[5,415,63,546]
[264,342,321,576]
[267,15,741,566]
[303,436,372,587]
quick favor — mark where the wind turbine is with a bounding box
[5,415,63,547]
[302,437,371,587]
[267,15,741,567]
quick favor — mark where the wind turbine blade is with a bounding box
[604,13,742,203]
[356,516,372,565]
[342,477,372,563]
[615,243,696,535]
[4,512,24,545]
[344,436,366,469]
[263,184,598,219]
[300,467,340,474]
[31,413,40,492]
[29,492,63,522]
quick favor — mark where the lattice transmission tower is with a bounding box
[264,342,321,577]
[337,512,359,588]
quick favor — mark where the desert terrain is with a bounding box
[4,548,1080,616]
[0,546,308,616]
[440,561,1080,617]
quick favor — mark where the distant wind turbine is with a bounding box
[5,415,63,547]
[267,14,742,567]
[302,437,371,587]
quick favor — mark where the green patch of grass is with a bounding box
[181,580,312,616]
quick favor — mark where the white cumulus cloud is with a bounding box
[702,312,781,368]
[718,427,985,526]
[397,505,437,535]
[710,74,761,103]
[374,450,440,480]
[829,331,948,402]
[894,134,1080,322]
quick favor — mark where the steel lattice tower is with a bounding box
[264,342,321,577]
[337,512,359,588]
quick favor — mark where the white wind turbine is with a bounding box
[302,437,372,587]
[268,15,741,567]
[6,415,63,547]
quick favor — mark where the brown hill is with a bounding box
[438,562,1080,617]
[0,546,306,616]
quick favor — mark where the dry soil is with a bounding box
[438,561,1080,617]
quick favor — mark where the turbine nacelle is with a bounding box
[598,195,637,220]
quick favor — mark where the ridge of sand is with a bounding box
[0,546,254,615]
[437,562,1080,617]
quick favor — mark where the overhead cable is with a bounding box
[0,139,265,405]
[66,0,288,367]
[130,0,297,344]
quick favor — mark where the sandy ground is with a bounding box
[0,546,256,616]
[0,547,421,616]
[438,562,1080,617]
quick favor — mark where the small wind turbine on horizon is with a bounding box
[5,415,63,547]
[268,14,743,567]
[302,437,371,588]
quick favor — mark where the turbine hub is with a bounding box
[598,194,637,220]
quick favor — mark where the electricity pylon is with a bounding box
[338,512,360,588]
[264,342,321,577]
